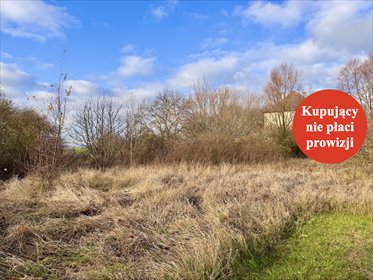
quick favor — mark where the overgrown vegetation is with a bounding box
[0,57,372,279]
[0,91,54,180]
[0,160,372,279]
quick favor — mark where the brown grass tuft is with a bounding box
[5,223,40,258]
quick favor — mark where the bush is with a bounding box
[0,95,52,179]
[163,131,283,164]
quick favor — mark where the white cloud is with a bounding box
[117,55,156,78]
[234,0,372,54]
[307,1,373,52]
[0,51,13,59]
[129,82,165,100]
[28,89,54,104]
[121,44,136,54]
[164,36,360,92]
[263,40,345,66]
[0,0,78,41]
[252,44,350,89]
[0,62,57,109]
[0,62,108,108]
[150,0,178,21]
[201,37,228,49]
[235,1,311,27]
[1,51,53,70]
[151,6,168,20]
[225,0,372,91]
[168,55,238,88]
[233,41,353,90]
[23,57,53,70]
[64,80,104,99]
[0,62,37,97]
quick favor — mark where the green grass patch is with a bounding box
[235,213,373,280]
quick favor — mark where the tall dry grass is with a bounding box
[0,159,372,279]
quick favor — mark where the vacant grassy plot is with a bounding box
[235,213,373,280]
[0,160,372,279]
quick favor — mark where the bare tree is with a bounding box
[337,54,373,118]
[50,63,71,174]
[140,90,189,140]
[27,50,71,184]
[72,96,125,169]
[190,80,238,116]
[337,55,373,162]
[187,81,260,138]
[123,92,142,165]
[264,63,303,134]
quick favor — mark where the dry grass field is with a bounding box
[0,159,372,279]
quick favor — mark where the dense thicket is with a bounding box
[69,82,299,168]
[0,93,54,179]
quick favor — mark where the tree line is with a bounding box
[1,56,372,180]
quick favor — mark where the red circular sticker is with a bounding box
[293,89,367,163]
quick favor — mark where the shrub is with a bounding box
[0,94,53,179]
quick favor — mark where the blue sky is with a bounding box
[0,0,372,106]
